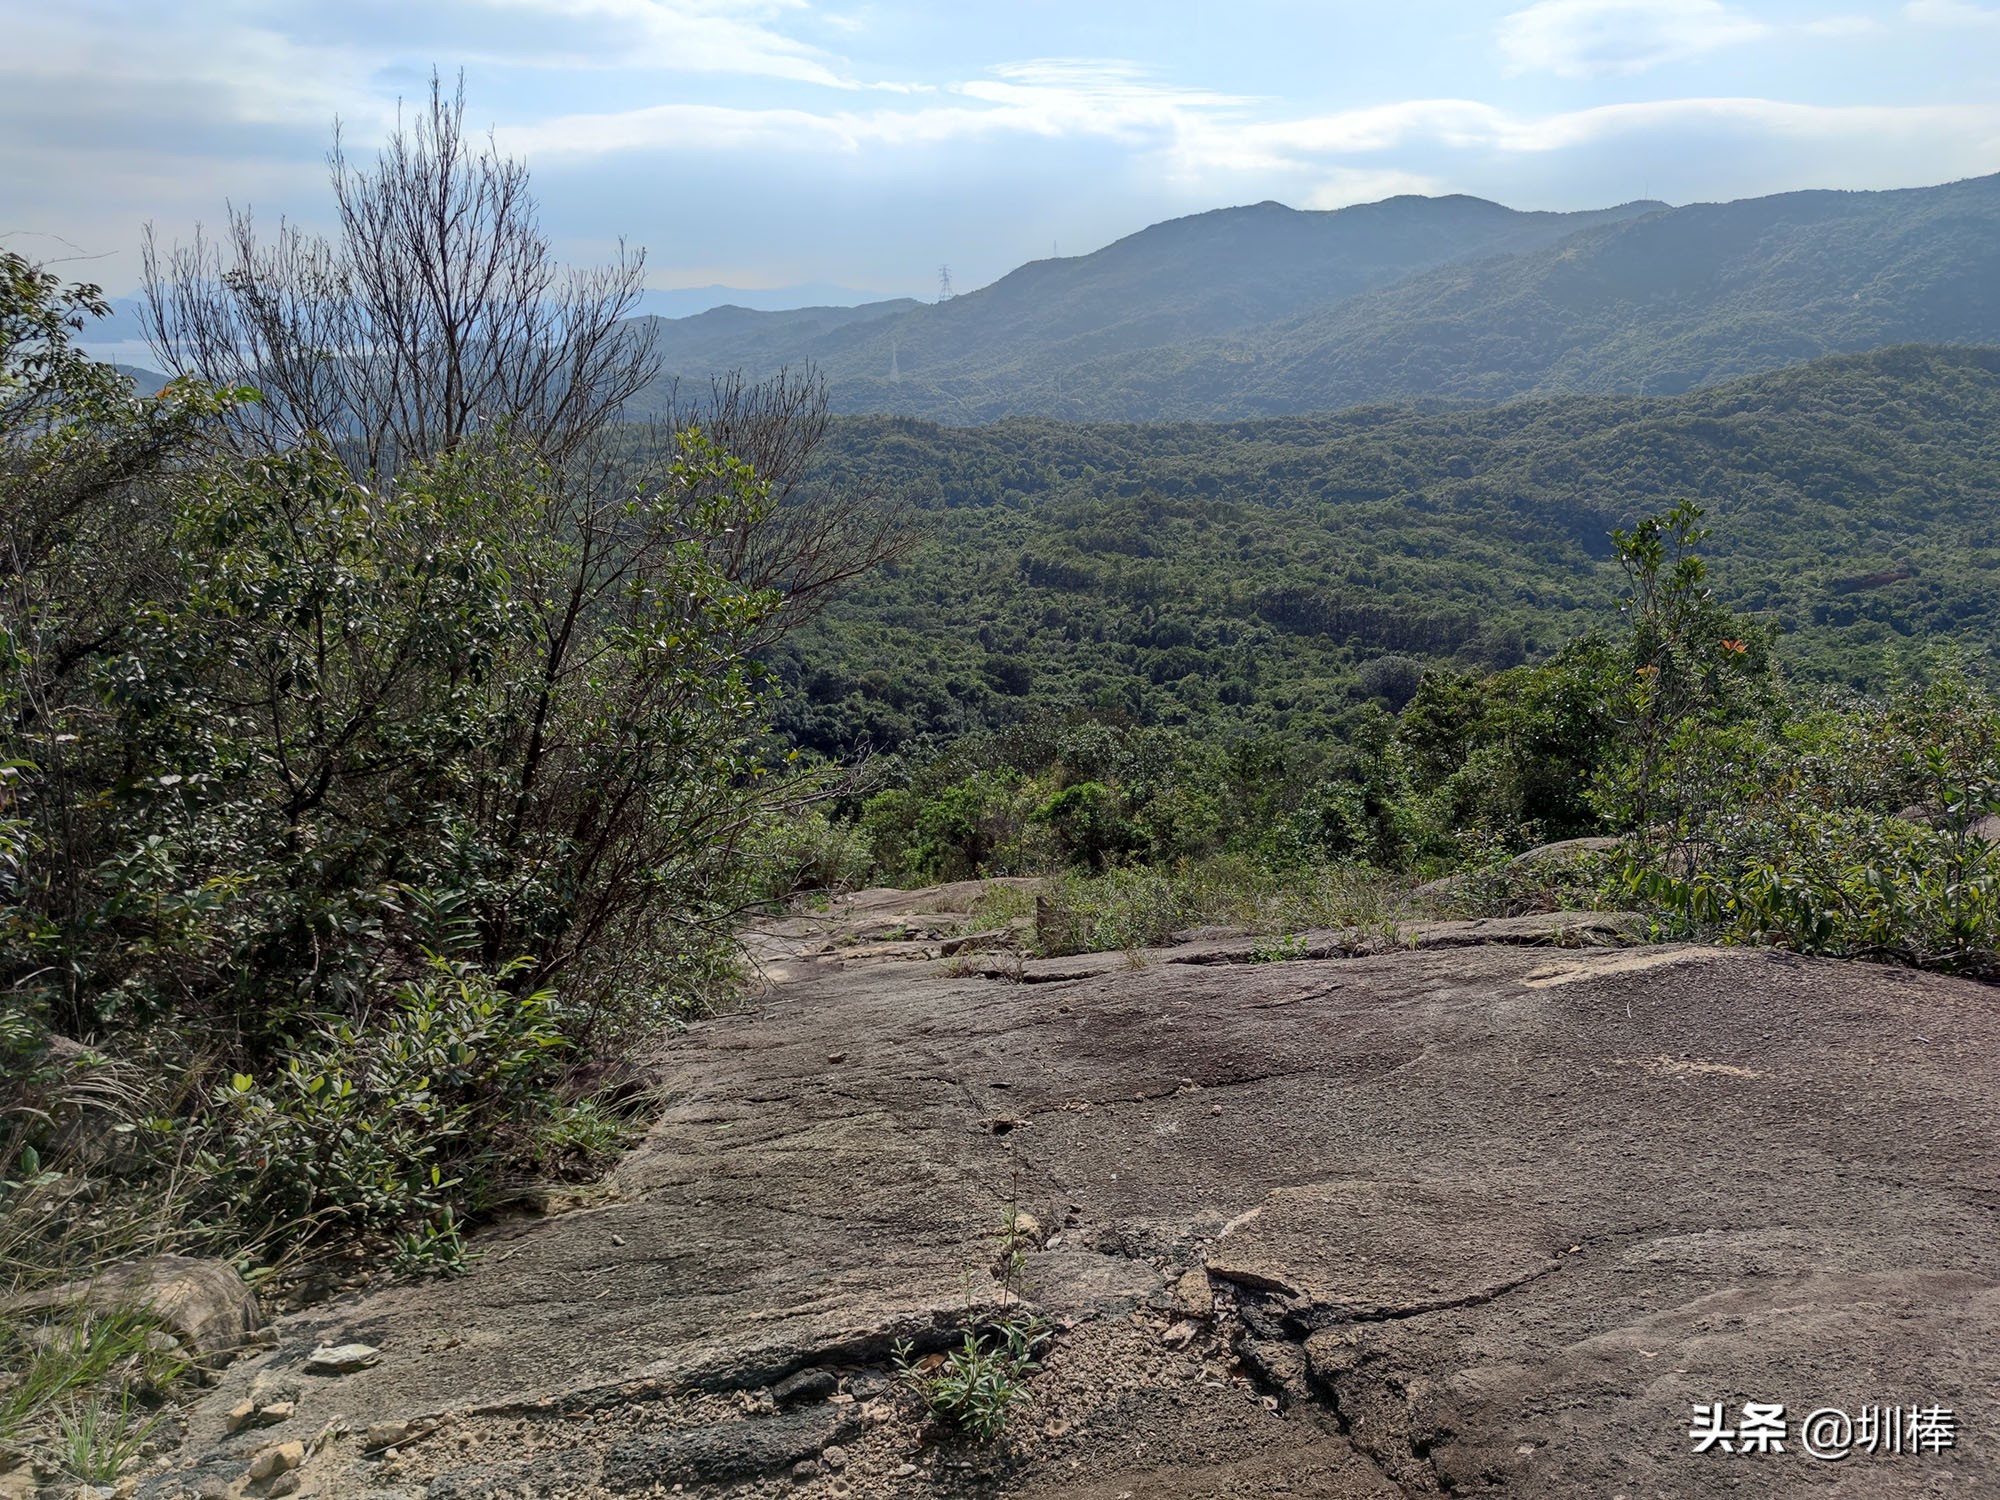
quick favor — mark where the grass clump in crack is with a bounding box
[0,1306,184,1481]
[892,1196,1050,1441]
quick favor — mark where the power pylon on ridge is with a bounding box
[937,265,954,303]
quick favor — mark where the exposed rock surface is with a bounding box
[135,892,1998,1498]
[737,878,1047,986]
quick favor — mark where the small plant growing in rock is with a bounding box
[0,1309,183,1482]
[891,1191,1050,1440]
[1249,931,1307,963]
[891,1317,1049,1441]
[52,1393,160,1482]
[390,1206,473,1278]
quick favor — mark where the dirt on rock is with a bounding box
[134,888,1999,1498]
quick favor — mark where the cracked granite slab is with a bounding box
[137,919,2000,1498]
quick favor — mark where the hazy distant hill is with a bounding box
[1090,173,2000,418]
[113,364,168,396]
[631,283,899,319]
[630,298,923,405]
[625,194,1661,418]
[631,174,2000,423]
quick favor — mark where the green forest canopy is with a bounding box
[768,344,2000,757]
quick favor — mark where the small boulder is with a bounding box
[1161,1319,1203,1349]
[2,1256,261,1366]
[771,1367,838,1408]
[1168,1269,1214,1320]
[304,1342,381,1375]
[246,1440,304,1481]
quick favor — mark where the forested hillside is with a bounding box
[627,193,1661,418]
[631,174,2000,424]
[1115,173,2000,418]
[769,345,2000,756]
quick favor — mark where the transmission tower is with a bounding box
[937,264,954,302]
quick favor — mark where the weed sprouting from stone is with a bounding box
[892,1172,1050,1440]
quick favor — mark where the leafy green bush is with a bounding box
[1028,780,1122,869]
[743,805,873,902]
[1637,813,2000,973]
[194,957,563,1239]
[1625,665,2000,974]
[1397,639,1627,857]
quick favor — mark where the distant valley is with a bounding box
[774,346,2000,753]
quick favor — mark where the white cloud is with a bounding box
[497,57,1255,158]
[1905,0,2000,23]
[3,7,389,134]
[9,2,1999,297]
[1497,0,1770,78]
[460,0,908,87]
[491,80,2000,189]
[1303,168,1451,210]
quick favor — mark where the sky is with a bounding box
[4,0,1999,312]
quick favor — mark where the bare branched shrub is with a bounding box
[141,72,656,479]
[656,367,916,645]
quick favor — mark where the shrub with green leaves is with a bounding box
[1636,812,2000,973]
[1395,637,1630,858]
[194,957,563,1238]
[742,804,873,902]
[1625,662,2000,974]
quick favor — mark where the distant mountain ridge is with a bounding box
[631,283,900,319]
[626,174,2000,423]
[633,298,925,402]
